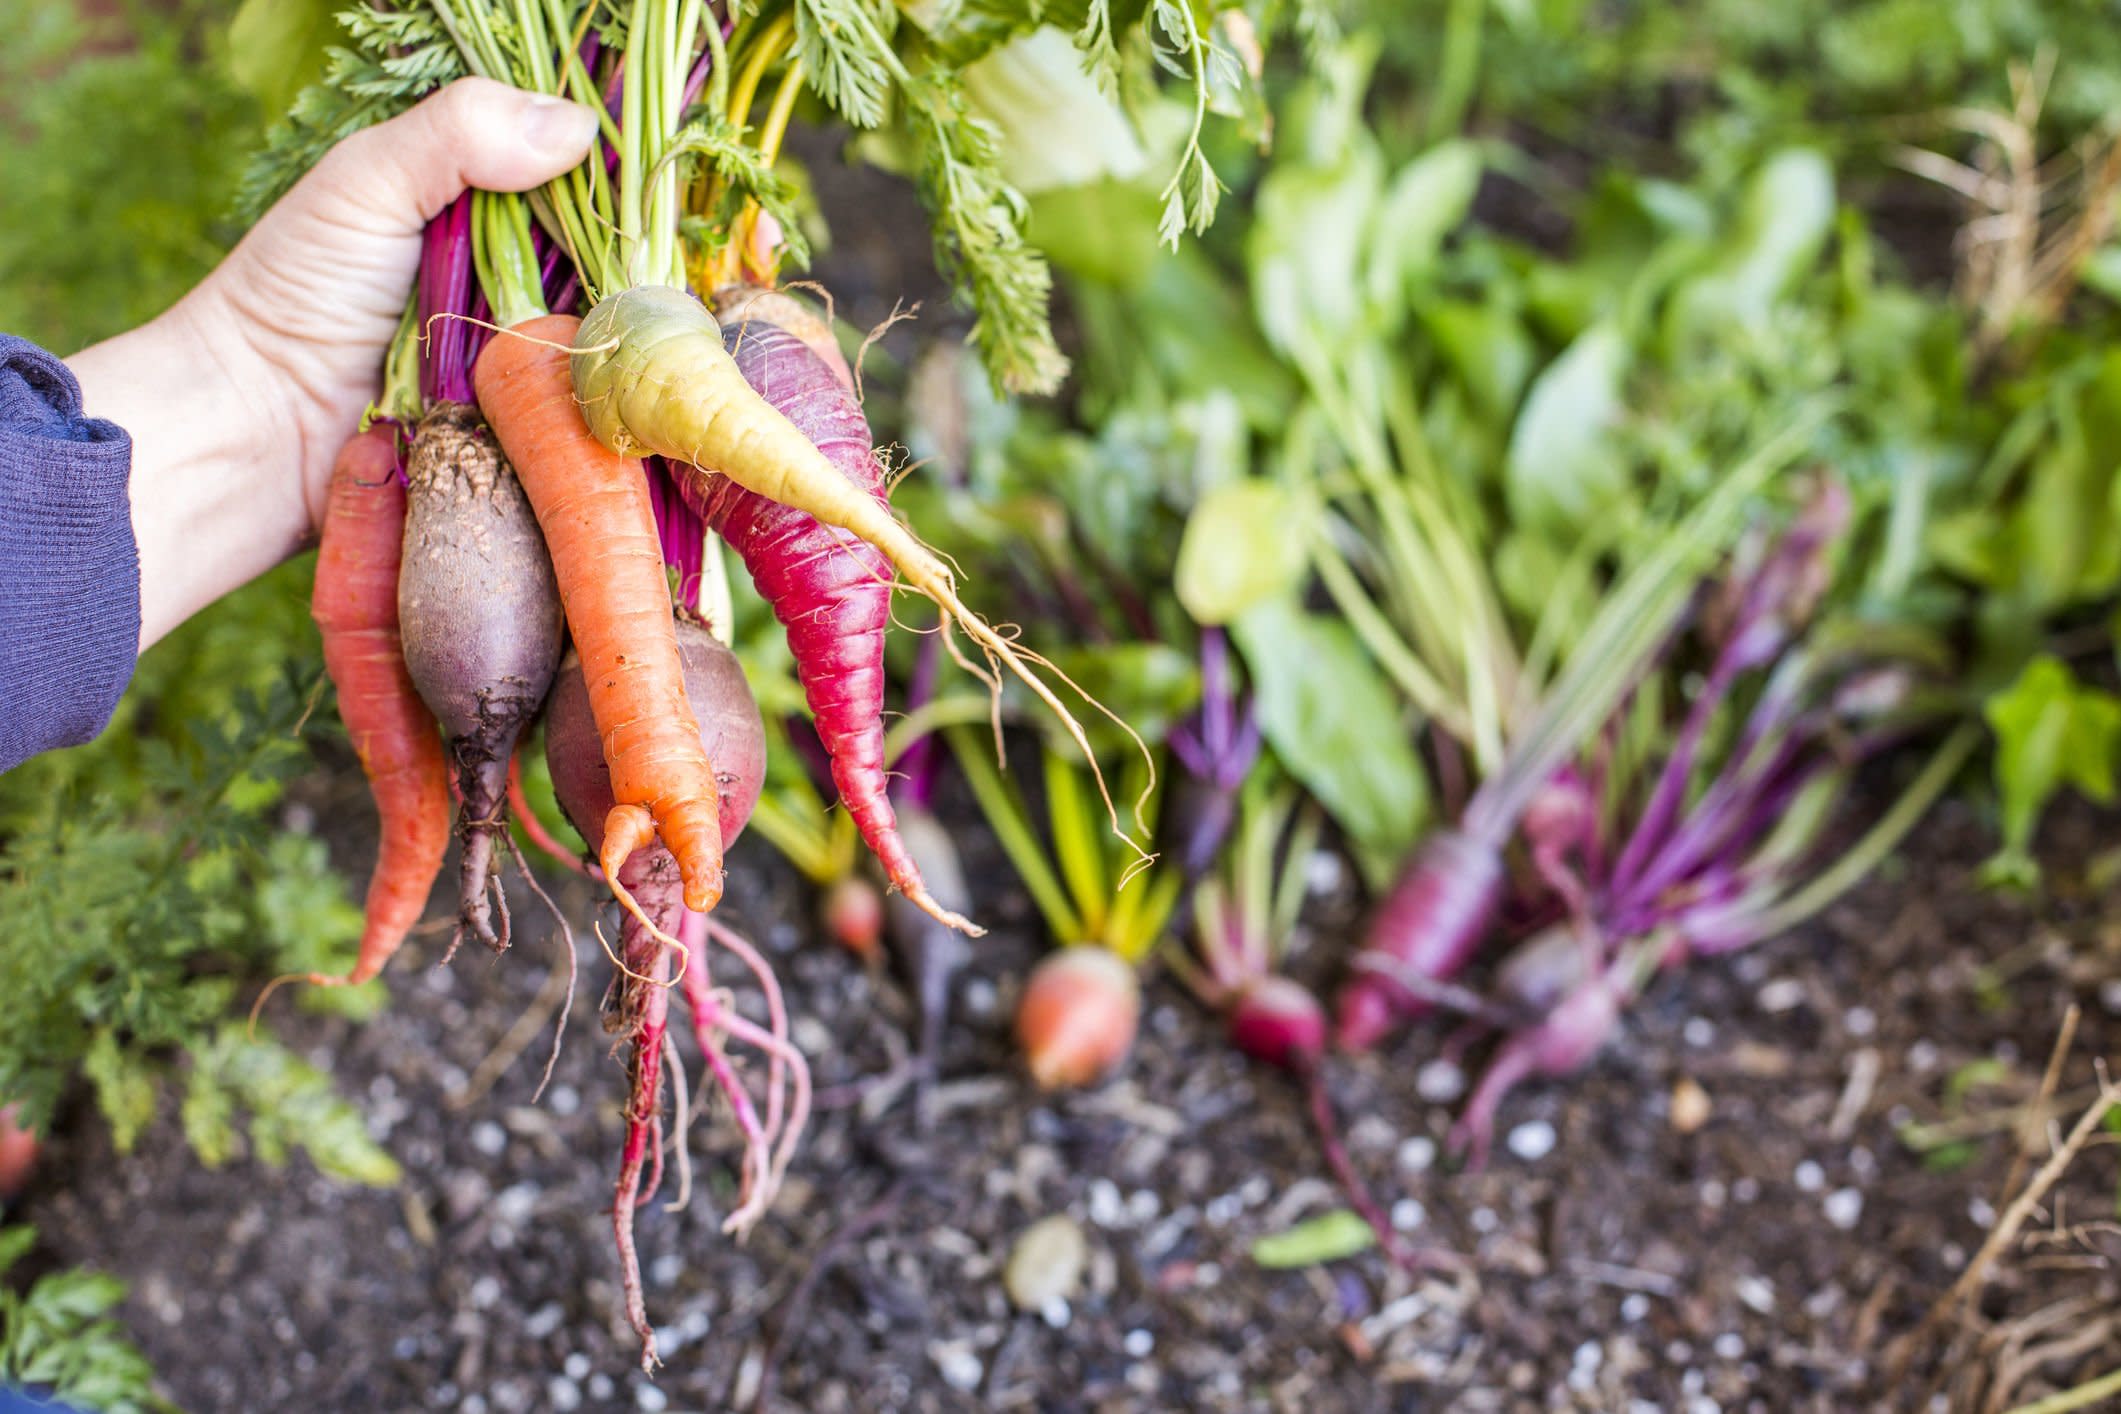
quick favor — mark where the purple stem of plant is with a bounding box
[1167,629,1262,880]
[647,459,706,615]
[419,194,477,405]
[893,634,945,810]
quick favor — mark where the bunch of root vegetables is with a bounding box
[262,0,1178,1368]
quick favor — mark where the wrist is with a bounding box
[67,292,313,649]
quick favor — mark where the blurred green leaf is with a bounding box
[82,1031,157,1156]
[1667,149,1836,342]
[1504,321,1631,533]
[1982,655,2121,885]
[1365,140,1483,317]
[1176,482,1317,625]
[1251,1208,1377,1268]
[228,0,340,117]
[1232,598,1426,887]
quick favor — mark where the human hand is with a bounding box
[66,78,599,650]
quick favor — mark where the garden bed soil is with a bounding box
[14,769,2121,1413]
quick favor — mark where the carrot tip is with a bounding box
[903,886,983,938]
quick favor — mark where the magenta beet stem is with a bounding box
[1335,830,1505,1052]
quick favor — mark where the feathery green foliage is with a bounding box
[236,4,464,219]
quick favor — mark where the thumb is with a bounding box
[309,77,599,237]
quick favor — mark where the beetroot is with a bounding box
[397,402,564,954]
[544,618,765,1369]
[1334,830,1506,1050]
[1015,947,1141,1090]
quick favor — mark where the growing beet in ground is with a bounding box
[544,617,769,1369]
[397,401,564,955]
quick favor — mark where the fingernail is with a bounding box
[523,94,598,155]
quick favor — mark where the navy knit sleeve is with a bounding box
[0,334,140,774]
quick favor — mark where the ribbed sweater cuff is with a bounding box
[0,334,140,774]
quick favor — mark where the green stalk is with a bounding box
[1312,537,1469,739]
[472,192,548,327]
[947,728,1082,943]
[381,296,422,424]
[745,791,836,882]
[1746,725,1977,939]
[1427,0,1484,140]
[1465,405,1829,841]
[1045,752,1109,939]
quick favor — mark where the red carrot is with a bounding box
[679,307,979,937]
[307,429,451,987]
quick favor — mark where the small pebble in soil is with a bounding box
[1004,1215,1087,1312]
[470,1121,506,1157]
[1416,1060,1465,1103]
[1669,1077,1713,1134]
[1850,1146,1878,1179]
[1621,1294,1650,1323]
[1305,849,1344,894]
[964,978,998,1017]
[930,1340,984,1392]
[1124,1329,1155,1358]
[1823,1188,1864,1230]
[1907,1039,1940,1072]
[468,1275,501,1310]
[1088,1179,1125,1228]
[1732,1177,1760,1204]
[1684,1017,1716,1048]
[1713,1332,1745,1360]
[1756,978,1805,1013]
[493,1184,537,1226]
[1793,1160,1825,1193]
[1735,1275,1775,1314]
[1469,1207,1499,1233]
[1127,1188,1160,1223]
[587,1375,613,1401]
[634,1384,668,1412]
[546,1085,580,1116]
[1397,1135,1437,1173]
[1700,1180,1726,1209]
[547,1379,582,1412]
[1844,1005,1876,1037]
[650,1253,682,1287]
[1040,1296,1071,1328]
[2101,978,2121,1015]
[523,1305,564,1339]
[1969,1196,1997,1228]
[1506,1120,1556,1161]
[1391,1198,1425,1231]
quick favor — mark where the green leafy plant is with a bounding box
[0,1228,172,1414]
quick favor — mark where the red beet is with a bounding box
[544,619,764,1370]
[1335,831,1506,1051]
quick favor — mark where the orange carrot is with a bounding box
[308,428,451,986]
[472,316,726,924]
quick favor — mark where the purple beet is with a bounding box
[542,619,768,857]
[1227,975,1328,1071]
[1335,830,1506,1051]
[397,402,564,954]
[1451,969,1624,1168]
[543,618,766,1370]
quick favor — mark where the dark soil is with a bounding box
[14,764,2121,1413]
